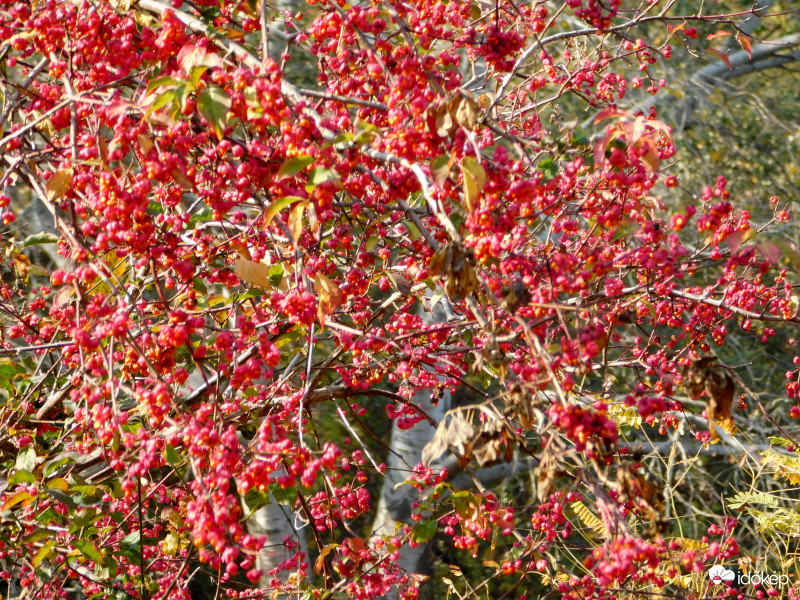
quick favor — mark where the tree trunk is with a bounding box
[242,471,310,589]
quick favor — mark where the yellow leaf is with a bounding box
[45,168,74,202]
[461,157,486,214]
[46,477,69,491]
[288,202,306,242]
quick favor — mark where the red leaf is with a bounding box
[593,136,611,169]
[667,23,685,35]
[593,107,633,125]
[646,119,674,145]
[756,242,781,264]
[705,48,732,70]
[726,230,748,254]
[706,30,732,41]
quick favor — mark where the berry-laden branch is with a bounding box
[1,0,800,599]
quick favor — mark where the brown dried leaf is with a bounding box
[682,356,717,400]
[705,366,734,440]
[457,262,478,297]
[170,168,194,192]
[98,137,109,164]
[314,543,339,575]
[12,253,30,281]
[429,245,452,280]
[536,466,555,502]
[453,95,480,130]
[233,256,272,289]
[473,437,503,466]
[502,280,532,314]
[315,273,344,327]
[430,155,451,188]
[434,104,455,138]
[45,169,74,202]
[137,134,154,156]
[683,356,735,439]
[53,285,75,309]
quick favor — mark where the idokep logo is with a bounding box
[708,565,735,585]
[708,565,789,588]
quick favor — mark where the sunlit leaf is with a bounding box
[45,168,74,202]
[197,86,231,140]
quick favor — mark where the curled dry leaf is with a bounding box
[682,356,735,439]
[429,243,478,299]
[421,411,475,467]
[137,134,154,156]
[431,93,481,139]
[705,366,734,440]
[617,468,667,538]
[501,279,532,314]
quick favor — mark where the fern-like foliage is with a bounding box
[570,501,609,538]
[760,449,800,485]
[606,403,643,430]
[726,491,779,511]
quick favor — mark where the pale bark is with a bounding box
[242,481,310,590]
[371,388,448,577]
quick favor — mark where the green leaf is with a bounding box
[430,154,451,187]
[71,484,98,498]
[199,4,221,20]
[33,540,56,567]
[365,236,380,252]
[23,232,60,247]
[15,447,36,472]
[10,469,35,484]
[71,539,104,564]
[148,89,176,114]
[268,264,284,287]
[410,519,437,543]
[308,166,340,185]
[120,530,141,550]
[69,509,102,533]
[189,65,209,90]
[146,76,180,94]
[278,155,315,178]
[164,445,181,466]
[538,157,558,181]
[612,220,639,242]
[44,487,77,511]
[264,196,305,227]
[270,484,297,506]
[243,488,271,513]
[174,82,190,112]
[22,528,52,543]
[197,86,231,140]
